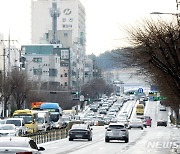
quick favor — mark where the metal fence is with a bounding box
[25,128,68,144]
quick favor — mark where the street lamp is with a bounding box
[150,12,180,26]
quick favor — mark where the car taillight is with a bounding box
[16,152,33,154]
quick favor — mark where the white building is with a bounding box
[31,0,86,47]
[31,0,86,91]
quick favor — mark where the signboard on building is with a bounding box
[80,95,84,102]
[60,49,69,60]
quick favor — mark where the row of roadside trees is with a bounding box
[123,18,180,124]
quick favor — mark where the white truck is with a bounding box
[35,110,51,131]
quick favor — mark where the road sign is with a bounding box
[80,95,84,101]
[138,88,143,93]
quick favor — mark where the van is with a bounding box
[136,104,144,115]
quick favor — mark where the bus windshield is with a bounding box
[50,113,59,122]
[13,115,33,124]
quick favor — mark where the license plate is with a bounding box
[76,135,82,138]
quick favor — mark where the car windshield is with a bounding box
[0,125,14,130]
[6,120,21,126]
[38,117,44,124]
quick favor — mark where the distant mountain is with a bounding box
[95,48,132,70]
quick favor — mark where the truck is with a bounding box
[40,102,63,129]
[34,110,51,131]
[31,102,44,110]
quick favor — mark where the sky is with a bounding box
[0,0,177,55]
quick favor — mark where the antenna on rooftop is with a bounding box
[50,0,60,44]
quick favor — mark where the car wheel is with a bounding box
[125,138,129,143]
[105,138,109,142]
[141,127,143,130]
[88,136,92,141]
[69,138,73,141]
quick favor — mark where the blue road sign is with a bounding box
[138,88,143,93]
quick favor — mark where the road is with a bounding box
[39,100,179,154]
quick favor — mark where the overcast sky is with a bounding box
[0,0,177,55]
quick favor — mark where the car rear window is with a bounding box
[109,125,124,129]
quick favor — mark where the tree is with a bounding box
[81,78,113,100]
[125,19,180,120]
[10,68,33,110]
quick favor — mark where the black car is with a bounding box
[157,120,167,127]
[68,124,93,141]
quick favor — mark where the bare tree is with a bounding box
[125,19,180,121]
[81,78,113,99]
[10,69,33,109]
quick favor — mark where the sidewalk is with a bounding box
[170,125,180,154]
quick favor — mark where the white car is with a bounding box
[0,124,19,137]
[5,118,27,136]
[128,119,144,130]
[0,136,45,153]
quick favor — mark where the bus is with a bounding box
[136,104,144,115]
[12,109,38,134]
[40,102,63,129]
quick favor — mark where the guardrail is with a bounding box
[25,128,68,144]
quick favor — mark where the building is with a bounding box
[31,0,86,91]
[21,44,71,91]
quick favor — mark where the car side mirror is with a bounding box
[38,147,45,151]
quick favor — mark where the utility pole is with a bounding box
[1,31,18,75]
[176,0,180,25]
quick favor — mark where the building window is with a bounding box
[64,82,67,86]
[69,18,73,22]
[61,75,63,77]
[33,58,42,62]
[64,73,68,77]
[33,69,42,75]
[64,33,68,37]
[49,69,57,77]
[62,18,66,22]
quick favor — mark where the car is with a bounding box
[68,124,93,141]
[117,116,129,128]
[137,116,152,127]
[105,123,129,143]
[0,136,45,153]
[0,124,19,137]
[157,119,167,127]
[99,108,107,115]
[5,117,27,136]
[159,106,166,111]
[128,118,144,130]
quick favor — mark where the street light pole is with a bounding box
[150,12,180,26]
